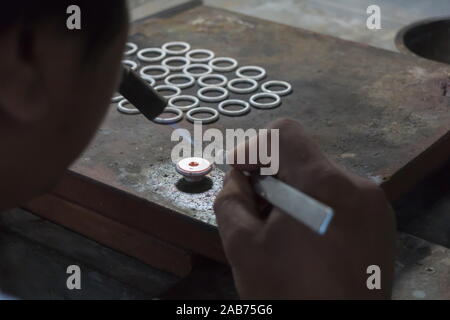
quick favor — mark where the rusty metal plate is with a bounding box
[44,6,450,261]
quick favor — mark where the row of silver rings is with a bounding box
[133,68,290,99]
[118,86,284,115]
[167,91,281,114]
[217,95,280,114]
[141,92,282,125]
[125,43,274,90]
[154,107,220,124]
[134,48,241,74]
[119,91,281,116]
[165,95,219,124]
[127,42,266,80]
[130,41,239,73]
[126,42,191,62]
[161,78,290,101]
[116,71,290,109]
[126,57,271,89]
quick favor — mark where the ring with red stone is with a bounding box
[176,157,213,182]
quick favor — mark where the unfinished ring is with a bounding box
[183,64,213,78]
[140,65,170,80]
[176,157,213,182]
[111,93,123,103]
[236,66,266,81]
[168,95,200,112]
[162,41,191,55]
[186,49,215,63]
[122,60,138,70]
[198,74,228,87]
[141,76,156,87]
[250,93,281,109]
[154,85,181,99]
[198,86,229,102]
[261,80,292,96]
[227,78,258,94]
[153,107,183,124]
[186,107,219,124]
[209,57,238,72]
[165,73,196,89]
[137,48,166,63]
[118,99,140,114]
[124,42,138,56]
[218,100,251,116]
[162,56,190,71]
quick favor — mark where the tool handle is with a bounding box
[119,67,167,121]
[252,176,334,235]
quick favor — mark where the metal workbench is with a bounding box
[25,5,450,277]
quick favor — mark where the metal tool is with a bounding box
[216,161,334,235]
[118,66,167,121]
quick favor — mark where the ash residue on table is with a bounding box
[136,161,224,225]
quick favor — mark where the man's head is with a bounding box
[0,1,128,209]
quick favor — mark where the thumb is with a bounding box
[214,169,263,246]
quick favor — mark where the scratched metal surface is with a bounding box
[71,6,450,226]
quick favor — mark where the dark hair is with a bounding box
[1,1,127,60]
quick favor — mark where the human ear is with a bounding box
[0,23,49,123]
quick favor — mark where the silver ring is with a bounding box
[236,66,266,81]
[261,80,292,96]
[139,65,170,80]
[186,107,219,124]
[249,93,281,109]
[111,93,123,103]
[124,42,138,56]
[162,56,190,71]
[198,74,228,87]
[208,57,238,72]
[137,48,166,63]
[197,86,229,102]
[227,78,258,94]
[186,49,215,63]
[153,107,183,124]
[183,64,213,78]
[122,60,138,70]
[118,99,140,114]
[168,95,200,112]
[165,73,196,89]
[218,99,251,116]
[162,41,191,55]
[141,76,156,87]
[154,85,181,99]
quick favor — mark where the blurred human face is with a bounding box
[0,4,129,209]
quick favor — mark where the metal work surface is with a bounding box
[39,6,450,261]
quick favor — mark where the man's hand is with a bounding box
[214,118,396,299]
